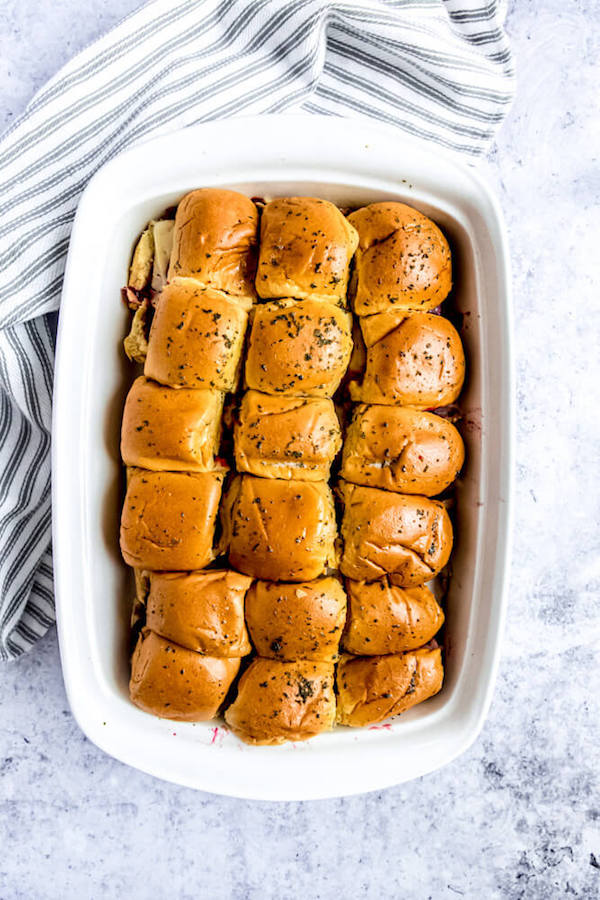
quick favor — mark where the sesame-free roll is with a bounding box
[350,311,465,409]
[130,629,240,722]
[348,201,451,315]
[121,377,224,472]
[341,404,464,496]
[338,480,453,586]
[336,647,443,727]
[245,577,347,662]
[120,468,224,571]
[144,570,252,657]
[144,280,248,391]
[234,390,342,481]
[168,188,259,304]
[245,299,353,398]
[221,474,337,582]
[256,197,358,305]
[343,578,444,654]
[224,658,336,745]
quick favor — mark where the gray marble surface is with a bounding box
[1,1,599,897]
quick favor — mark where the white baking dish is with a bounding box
[53,115,513,801]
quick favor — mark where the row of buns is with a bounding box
[121,188,463,744]
[129,567,445,741]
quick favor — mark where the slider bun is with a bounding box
[245,577,347,662]
[245,299,353,398]
[222,474,337,582]
[130,628,240,722]
[224,657,336,745]
[341,404,464,495]
[234,390,342,481]
[256,197,358,305]
[338,480,453,585]
[144,280,248,392]
[121,377,224,472]
[348,202,451,315]
[120,468,224,570]
[350,311,465,408]
[168,188,258,302]
[145,570,252,656]
[343,578,444,654]
[336,647,443,727]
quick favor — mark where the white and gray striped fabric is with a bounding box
[0,0,514,661]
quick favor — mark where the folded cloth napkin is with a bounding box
[0,0,514,661]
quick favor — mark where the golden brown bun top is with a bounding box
[234,390,342,482]
[351,311,465,409]
[168,188,258,300]
[145,570,252,657]
[224,657,336,745]
[256,197,358,304]
[144,280,248,392]
[222,474,338,582]
[338,480,453,585]
[341,404,464,496]
[343,578,444,654]
[245,299,353,398]
[120,468,224,571]
[336,647,443,727]
[245,577,347,662]
[348,202,451,315]
[121,377,224,473]
[130,629,241,722]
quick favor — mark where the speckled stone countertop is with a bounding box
[1,2,599,897]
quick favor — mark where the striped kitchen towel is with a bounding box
[0,0,514,661]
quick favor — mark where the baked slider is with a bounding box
[120,468,224,570]
[350,311,465,408]
[224,658,336,745]
[144,570,252,657]
[234,390,342,481]
[343,578,444,654]
[168,188,258,304]
[221,474,337,581]
[144,280,248,391]
[245,577,347,662]
[336,647,443,727]
[121,377,224,472]
[348,201,451,315]
[245,299,353,398]
[130,628,240,722]
[338,480,453,585]
[341,404,464,496]
[256,197,358,305]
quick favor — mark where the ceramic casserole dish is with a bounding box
[52,115,513,800]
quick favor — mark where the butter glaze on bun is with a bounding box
[130,629,241,722]
[348,201,451,315]
[168,188,258,302]
[245,577,347,661]
[224,657,336,745]
[336,647,443,727]
[145,569,252,657]
[120,468,224,571]
[121,377,224,472]
[145,280,248,392]
[245,299,353,398]
[350,311,465,408]
[256,197,358,305]
[338,480,453,585]
[343,578,444,654]
[222,474,338,582]
[341,404,464,495]
[234,390,342,481]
